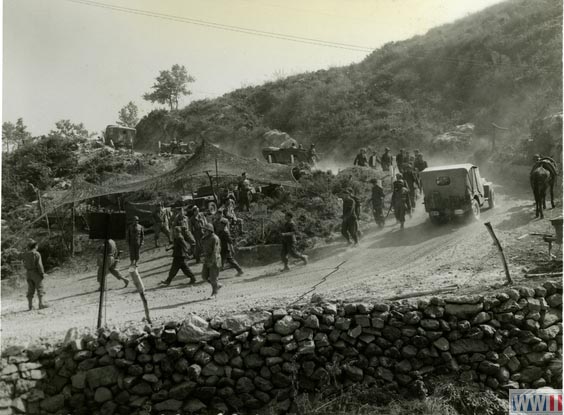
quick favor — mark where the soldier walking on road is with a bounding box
[201,223,223,298]
[190,206,208,264]
[153,203,171,248]
[97,239,129,289]
[341,189,359,245]
[217,217,244,276]
[22,239,49,310]
[280,212,308,272]
[370,179,386,228]
[126,216,144,266]
[159,226,196,286]
[392,180,411,229]
[380,147,392,172]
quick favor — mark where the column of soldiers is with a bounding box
[349,147,429,232]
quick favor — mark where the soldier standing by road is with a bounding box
[238,172,252,212]
[159,226,196,286]
[189,206,207,264]
[280,212,308,272]
[380,147,392,172]
[217,217,244,276]
[200,223,223,298]
[370,179,386,228]
[353,148,369,167]
[402,162,420,207]
[126,216,144,267]
[392,180,411,229]
[341,189,359,246]
[153,203,171,248]
[414,150,428,172]
[22,239,49,310]
[97,239,129,289]
[396,149,406,173]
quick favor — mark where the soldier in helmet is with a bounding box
[341,189,359,245]
[380,147,392,172]
[22,239,49,310]
[353,148,369,167]
[391,180,411,229]
[370,179,385,228]
[280,212,308,272]
[217,217,244,276]
[200,223,223,298]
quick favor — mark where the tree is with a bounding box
[2,118,32,153]
[143,64,195,110]
[117,101,139,128]
[49,120,91,141]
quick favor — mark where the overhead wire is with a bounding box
[65,0,374,53]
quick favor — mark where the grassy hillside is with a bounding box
[136,0,562,162]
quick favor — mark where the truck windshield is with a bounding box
[435,176,451,186]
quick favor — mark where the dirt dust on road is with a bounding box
[2,185,561,347]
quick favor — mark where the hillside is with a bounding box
[135,0,562,162]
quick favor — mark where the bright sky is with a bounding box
[3,0,504,136]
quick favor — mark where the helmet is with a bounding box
[203,223,214,232]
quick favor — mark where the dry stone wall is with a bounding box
[1,281,562,415]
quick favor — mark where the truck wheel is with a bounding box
[488,189,495,209]
[470,199,480,221]
[429,214,443,225]
[207,201,217,215]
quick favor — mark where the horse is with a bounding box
[530,165,555,218]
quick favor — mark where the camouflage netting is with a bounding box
[45,140,298,211]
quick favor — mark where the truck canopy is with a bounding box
[420,164,484,198]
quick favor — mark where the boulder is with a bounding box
[221,311,272,334]
[169,382,197,400]
[155,399,182,412]
[178,315,220,343]
[274,316,300,335]
[94,387,112,403]
[40,394,65,412]
[184,398,207,413]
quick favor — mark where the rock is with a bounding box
[254,376,273,392]
[541,309,561,328]
[202,362,224,377]
[445,303,483,318]
[86,366,119,389]
[274,316,300,335]
[153,399,182,412]
[433,337,450,352]
[272,309,288,320]
[1,365,17,376]
[335,317,351,331]
[527,352,555,365]
[40,394,65,412]
[236,377,254,393]
[498,299,519,313]
[382,326,401,341]
[445,295,482,304]
[520,366,543,383]
[221,311,272,334]
[348,325,362,338]
[539,325,561,340]
[294,328,314,342]
[547,294,562,307]
[375,367,394,382]
[303,315,320,329]
[178,315,220,343]
[451,339,488,355]
[354,315,371,327]
[183,398,207,413]
[472,312,490,325]
[142,374,159,383]
[94,387,112,403]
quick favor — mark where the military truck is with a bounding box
[261,130,318,166]
[420,164,495,224]
[105,125,135,150]
[158,139,193,155]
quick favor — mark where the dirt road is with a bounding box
[2,186,560,346]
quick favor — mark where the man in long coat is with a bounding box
[126,216,144,266]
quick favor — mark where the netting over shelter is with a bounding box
[46,140,298,209]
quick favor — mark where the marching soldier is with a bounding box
[97,239,129,289]
[189,206,208,264]
[22,239,49,310]
[200,223,223,298]
[153,203,171,248]
[370,179,385,228]
[392,180,411,229]
[341,189,359,245]
[280,212,308,272]
[159,226,196,286]
[380,147,392,172]
[217,217,244,276]
[126,216,144,266]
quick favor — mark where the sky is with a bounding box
[3,0,504,136]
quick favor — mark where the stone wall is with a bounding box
[1,281,562,415]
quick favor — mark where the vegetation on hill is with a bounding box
[135,0,562,163]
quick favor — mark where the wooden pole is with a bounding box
[484,222,513,284]
[97,213,110,329]
[71,204,75,257]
